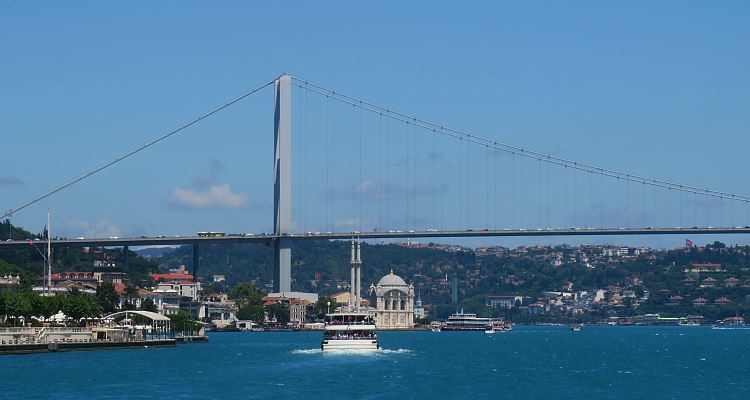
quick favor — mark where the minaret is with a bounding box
[355,239,362,310]
[349,239,356,309]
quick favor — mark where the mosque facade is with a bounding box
[371,270,415,329]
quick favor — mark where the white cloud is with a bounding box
[168,183,248,209]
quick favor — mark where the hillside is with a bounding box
[153,239,750,321]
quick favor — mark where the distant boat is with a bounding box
[484,326,496,335]
[442,309,492,331]
[570,324,581,332]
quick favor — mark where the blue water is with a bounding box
[2,326,749,399]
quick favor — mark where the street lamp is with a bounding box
[326,301,330,314]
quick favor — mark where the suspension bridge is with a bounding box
[2,74,749,293]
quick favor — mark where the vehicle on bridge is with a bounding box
[197,231,225,237]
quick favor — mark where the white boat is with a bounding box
[321,312,379,351]
[320,239,379,351]
[570,324,581,332]
[442,310,512,332]
[442,309,493,331]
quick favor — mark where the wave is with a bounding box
[291,348,411,355]
[291,349,323,354]
[379,348,412,354]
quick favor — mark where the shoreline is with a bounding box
[0,339,177,355]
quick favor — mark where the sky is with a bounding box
[1,1,749,249]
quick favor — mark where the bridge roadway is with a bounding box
[1,227,749,250]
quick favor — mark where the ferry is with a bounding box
[321,239,379,351]
[443,309,511,332]
[442,310,492,331]
[711,316,750,330]
[321,312,379,351]
[492,320,513,332]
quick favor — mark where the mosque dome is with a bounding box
[377,270,408,287]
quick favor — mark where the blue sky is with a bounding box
[1,1,749,248]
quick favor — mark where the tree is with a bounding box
[314,295,334,318]
[229,282,263,306]
[33,295,61,321]
[139,298,158,313]
[123,285,140,310]
[96,283,120,313]
[236,304,264,322]
[266,303,290,326]
[169,310,201,334]
[5,293,32,326]
[63,289,102,325]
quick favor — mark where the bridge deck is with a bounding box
[1,227,749,249]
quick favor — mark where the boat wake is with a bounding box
[379,348,411,354]
[291,348,411,355]
[291,349,323,354]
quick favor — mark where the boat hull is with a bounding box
[322,339,379,351]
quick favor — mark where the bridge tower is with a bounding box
[273,74,292,293]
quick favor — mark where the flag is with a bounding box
[686,239,693,248]
[29,240,33,246]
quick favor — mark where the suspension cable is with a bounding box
[3,77,277,220]
[291,76,747,202]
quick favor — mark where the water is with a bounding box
[2,326,749,399]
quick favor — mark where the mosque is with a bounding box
[370,269,415,329]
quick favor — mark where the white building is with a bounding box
[371,270,415,329]
[156,281,202,301]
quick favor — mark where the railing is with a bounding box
[35,327,47,343]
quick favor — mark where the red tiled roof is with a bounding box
[113,282,126,295]
[150,273,193,282]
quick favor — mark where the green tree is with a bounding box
[266,303,290,326]
[169,310,201,334]
[314,295,335,318]
[123,285,140,310]
[139,298,158,313]
[236,304,265,322]
[229,282,263,306]
[5,293,32,326]
[96,283,120,313]
[33,295,61,321]
[63,289,102,325]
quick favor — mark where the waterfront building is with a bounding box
[371,270,415,329]
[685,263,724,273]
[330,291,351,305]
[156,280,202,301]
[701,277,717,288]
[724,277,740,288]
[0,275,21,293]
[714,297,732,305]
[200,300,238,329]
[485,295,523,309]
[262,293,317,327]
